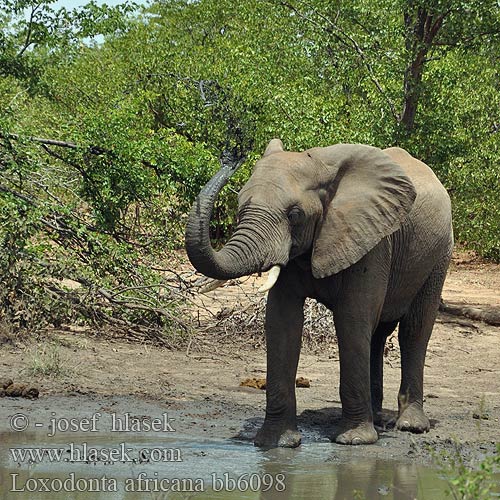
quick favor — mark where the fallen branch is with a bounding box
[439,300,500,326]
[44,281,188,346]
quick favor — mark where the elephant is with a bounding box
[185,140,453,448]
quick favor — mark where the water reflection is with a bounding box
[255,451,427,500]
[0,431,487,500]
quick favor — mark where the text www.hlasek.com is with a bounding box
[10,443,182,464]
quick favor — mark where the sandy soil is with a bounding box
[0,250,499,465]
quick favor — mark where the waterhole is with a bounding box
[0,430,481,499]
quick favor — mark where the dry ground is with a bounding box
[0,250,499,464]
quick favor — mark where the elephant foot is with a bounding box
[396,404,430,433]
[333,420,378,445]
[254,424,301,449]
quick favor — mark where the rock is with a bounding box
[296,377,310,388]
[377,485,390,496]
[22,387,39,399]
[0,378,13,389]
[472,412,489,420]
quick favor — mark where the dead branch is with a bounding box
[439,300,500,327]
[3,132,78,149]
[1,132,111,155]
[45,281,186,347]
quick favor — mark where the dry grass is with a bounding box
[24,343,68,377]
[183,274,340,354]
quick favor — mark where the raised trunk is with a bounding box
[185,166,277,280]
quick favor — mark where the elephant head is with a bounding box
[185,140,416,288]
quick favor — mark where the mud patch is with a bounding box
[2,395,496,499]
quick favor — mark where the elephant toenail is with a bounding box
[352,437,362,445]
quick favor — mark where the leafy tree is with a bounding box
[0,0,499,339]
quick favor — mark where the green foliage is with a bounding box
[436,442,500,500]
[402,48,500,259]
[0,0,137,92]
[0,181,57,330]
[1,0,499,336]
[0,132,188,339]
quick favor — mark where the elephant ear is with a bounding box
[309,144,417,279]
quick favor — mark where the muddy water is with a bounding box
[1,394,498,500]
[1,430,452,500]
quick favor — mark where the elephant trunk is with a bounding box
[185,167,289,280]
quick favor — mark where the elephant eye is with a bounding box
[287,207,304,225]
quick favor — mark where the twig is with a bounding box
[16,2,43,57]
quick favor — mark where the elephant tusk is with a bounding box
[199,279,227,293]
[258,265,281,293]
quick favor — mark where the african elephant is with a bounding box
[185,140,453,447]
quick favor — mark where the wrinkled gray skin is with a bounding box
[185,140,453,448]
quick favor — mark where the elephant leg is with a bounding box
[371,320,398,425]
[331,246,391,445]
[334,323,378,445]
[396,256,450,433]
[254,282,305,449]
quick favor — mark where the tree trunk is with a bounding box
[400,6,447,134]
